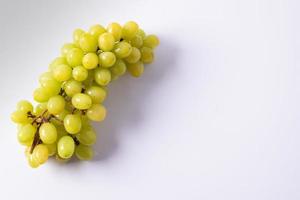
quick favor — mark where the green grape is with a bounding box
[127,61,144,77]
[99,52,116,68]
[61,43,76,56]
[66,48,84,67]
[52,64,72,82]
[46,143,57,156]
[73,28,85,45]
[64,80,82,97]
[98,33,115,52]
[49,57,67,72]
[122,21,139,40]
[18,124,36,144]
[57,136,75,159]
[71,93,92,110]
[11,110,29,124]
[137,29,146,39]
[82,53,99,69]
[110,59,127,76]
[107,22,122,41]
[85,86,107,103]
[89,24,106,38]
[94,68,111,86]
[39,122,57,144]
[33,103,47,115]
[114,41,132,58]
[79,33,98,52]
[111,73,119,81]
[125,47,141,63]
[140,47,154,63]
[33,87,50,102]
[64,114,82,134]
[39,72,61,96]
[28,154,40,168]
[33,144,49,164]
[87,104,106,121]
[72,66,88,81]
[47,95,65,115]
[17,100,33,113]
[75,144,93,160]
[143,34,160,48]
[76,127,96,146]
[130,35,143,48]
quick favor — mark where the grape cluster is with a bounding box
[11,21,159,168]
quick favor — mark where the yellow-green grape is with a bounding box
[79,33,98,52]
[56,125,68,138]
[114,41,132,58]
[18,124,36,144]
[57,136,75,159]
[66,48,84,67]
[33,144,49,164]
[130,35,143,48]
[33,103,47,115]
[39,122,57,144]
[85,86,107,104]
[87,104,106,122]
[64,114,82,134]
[127,61,144,77]
[111,73,119,81]
[110,59,127,76]
[10,110,29,124]
[39,72,61,96]
[124,47,141,63]
[98,33,115,52]
[82,53,99,69]
[53,64,72,82]
[46,143,57,156]
[33,87,50,103]
[75,144,94,160]
[137,29,146,39]
[61,43,76,56]
[122,21,139,40]
[73,28,85,45]
[17,100,33,113]
[72,93,92,110]
[64,80,82,97]
[99,52,116,68]
[143,34,160,48]
[28,154,40,168]
[89,24,106,38]
[140,47,154,63]
[47,95,65,115]
[94,68,111,86]
[107,22,122,41]
[76,127,96,146]
[72,66,88,81]
[49,57,67,72]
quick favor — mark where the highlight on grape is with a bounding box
[11,21,159,168]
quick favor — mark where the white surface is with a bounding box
[0,0,299,199]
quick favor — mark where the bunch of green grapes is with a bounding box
[11,21,159,168]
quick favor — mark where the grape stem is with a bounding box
[30,124,41,153]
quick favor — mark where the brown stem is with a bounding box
[30,125,41,153]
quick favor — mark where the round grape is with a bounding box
[143,34,160,48]
[79,33,98,52]
[17,100,33,113]
[73,29,85,45]
[114,41,132,58]
[89,24,106,38]
[57,136,75,159]
[72,66,88,81]
[71,93,92,110]
[140,47,154,63]
[110,59,127,76]
[47,95,65,115]
[107,22,122,41]
[124,47,141,63]
[64,80,82,97]
[122,21,139,40]
[64,114,82,134]
[82,53,99,69]
[39,122,57,144]
[18,124,36,144]
[66,48,84,67]
[94,68,111,86]
[61,43,76,56]
[98,33,115,52]
[99,52,116,68]
[33,144,49,164]
[75,144,94,160]
[87,104,106,122]
[127,61,144,77]
[52,64,72,82]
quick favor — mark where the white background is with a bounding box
[0,0,299,199]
